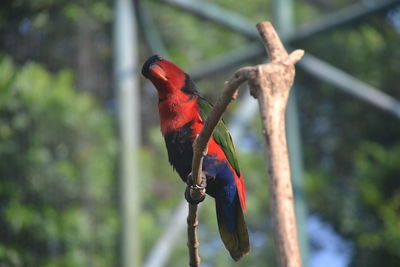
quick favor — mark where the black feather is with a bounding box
[164,121,194,183]
[141,54,163,78]
[181,74,199,96]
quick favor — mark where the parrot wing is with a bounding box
[197,97,241,177]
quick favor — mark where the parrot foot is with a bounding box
[185,186,205,204]
[184,172,207,204]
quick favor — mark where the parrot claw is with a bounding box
[184,186,205,204]
[184,172,207,204]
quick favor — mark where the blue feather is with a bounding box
[203,156,239,232]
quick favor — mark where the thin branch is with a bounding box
[187,204,200,267]
[190,66,255,190]
[186,67,255,267]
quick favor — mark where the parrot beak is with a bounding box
[149,64,168,81]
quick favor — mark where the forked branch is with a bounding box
[187,21,304,267]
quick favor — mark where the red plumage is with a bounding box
[142,55,249,261]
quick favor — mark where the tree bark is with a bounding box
[252,21,303,267]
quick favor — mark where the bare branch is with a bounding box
[186,21,304,267]
[285,50,305,66]
[253,21,303,267]
[256,21,288,62]
[186,66,256,267]
[191,66,255,190]
[187,204,200,267]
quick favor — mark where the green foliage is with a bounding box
[305,141,400,266]
[147,0,248,68]
[0,0,113,102]
[297,10,400,265]
[0,56,117,266]
[352,143,400,266]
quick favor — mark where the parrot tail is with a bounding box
[215,196,250,261]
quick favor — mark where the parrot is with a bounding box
[141,54,249,261]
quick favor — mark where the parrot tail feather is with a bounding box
[215,199,250,261]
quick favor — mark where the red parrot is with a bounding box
[142,55,249,261]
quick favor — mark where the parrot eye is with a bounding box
[149,64,168,81]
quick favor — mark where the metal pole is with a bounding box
[299,53,400,119]
[290,0,400,43]
[272,0,309,266]
[136,0,170,57]
[114,0,141,266]
[143,200,187,267]
[163,0,399,45]
[163,0,258,38]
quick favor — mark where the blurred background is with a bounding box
[1,0,400,266]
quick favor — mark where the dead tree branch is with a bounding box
[253,22,304,267]
[187,21,304,267]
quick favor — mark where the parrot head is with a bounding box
[142,55,198,99]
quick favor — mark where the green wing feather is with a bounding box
[198,97,241,176]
